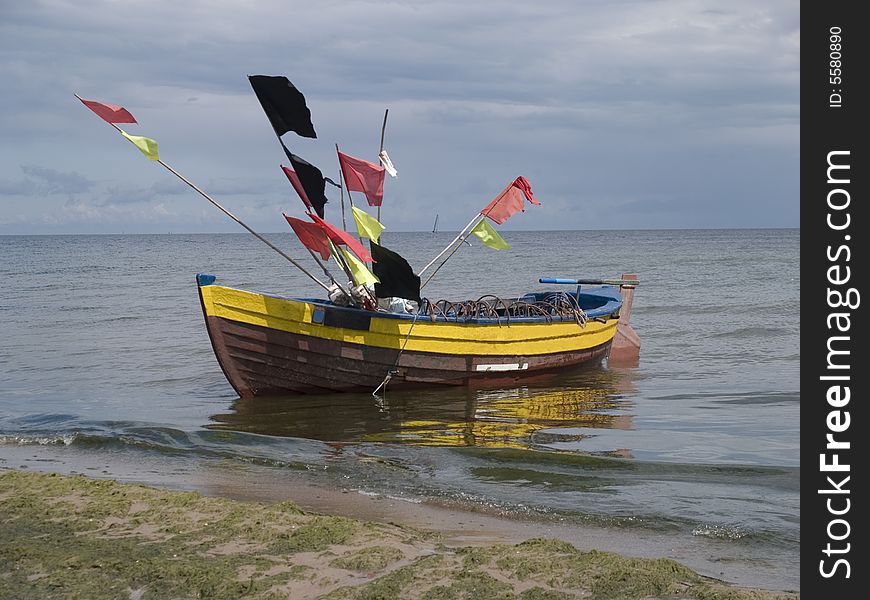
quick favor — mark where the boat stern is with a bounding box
[608,273,641,367]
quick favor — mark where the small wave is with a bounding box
[352,489,421,504]
[711,326,790,339]
[692,523,800,547]
[641,304,733,316]
[0,433,77,446]
[386,494,423,504]
[105,315,142,322]
[692,523,750,540]
[651,391,799,406]
[713,391,799,406]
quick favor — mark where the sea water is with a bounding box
[0,229,799,591]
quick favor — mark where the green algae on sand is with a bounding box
[0,469,798,599]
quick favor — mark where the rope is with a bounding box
[372,310,420,397]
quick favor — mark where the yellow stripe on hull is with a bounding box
[200,285,618,357]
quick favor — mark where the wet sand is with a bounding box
[2,455,799,599]
[0,444,799,593]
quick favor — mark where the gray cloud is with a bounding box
[18,165,94,195]
[0,0,798,233]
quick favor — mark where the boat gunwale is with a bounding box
[203,284,624,325]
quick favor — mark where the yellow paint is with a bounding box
[199,284,617,356]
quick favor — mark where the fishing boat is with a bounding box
[75,78,641,399]
[196,274,639,397]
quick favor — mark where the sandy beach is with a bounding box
[1,468,798,599]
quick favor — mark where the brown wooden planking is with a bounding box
[205,315,611,398]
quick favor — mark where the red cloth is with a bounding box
[513,176,540,205]
[480,184,525,224]
[308,213,375,263]
[281,165,312,211]
[479,176,541,224]
[284,214,331,260]
[337,150,385,207]
[78,98,137,124]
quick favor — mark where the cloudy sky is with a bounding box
[0,0,799,234]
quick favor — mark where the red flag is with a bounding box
[337,150,385,207]
[479,177,541,224]
[480,183,525,224]
[284,214,332,260]
[281,165,313,212]
[78,98,137,124]
[308,213,374,263]
[513,176,540,205]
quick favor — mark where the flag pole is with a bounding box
[74,94,332,294]
[336,143,367,249]
[336,142,349,231]
[338,168,348,231]
[271,145,349,294]
[377,108,388,222]
[304,247,343,288]
[154,160,332,292]
[418,214,482,275]
[418,180,521,280]
[328,240,378,307]
[328,240,355,283]
[419,216,484,290]
[336,144,355,209]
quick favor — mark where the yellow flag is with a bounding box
[470,219,510,250]
[340,248,380,286]
[351,205,385,242]
[120,129,159,161]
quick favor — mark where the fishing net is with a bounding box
[414,291,587,326]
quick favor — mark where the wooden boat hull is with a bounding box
[197,277,624,397]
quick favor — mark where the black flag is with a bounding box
[284,148,328,219]
[371,241,421,302]
[248,75,317,139]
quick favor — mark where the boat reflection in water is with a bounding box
[208,369,635,455]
